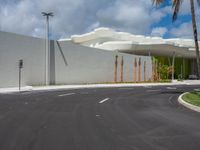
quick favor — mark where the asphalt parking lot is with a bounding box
[0,85,200,150]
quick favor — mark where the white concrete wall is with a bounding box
[0,31,46,88]
[0,31,152,88]
[52,41,152,84]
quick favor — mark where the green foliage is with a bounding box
[155,56,191,79]
[159,64,173,80]
[160,64,169,79]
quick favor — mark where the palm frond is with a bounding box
[172,0,183,21]
[152,0,165,6]
[197,0,200,6]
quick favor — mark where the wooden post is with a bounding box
[120,56,124,82]
[144,61,146,82]
[114,55,118,83]
[172,52,175,81]
[138,58,141,82]
[134,58,137,82]
[152,59,154,82]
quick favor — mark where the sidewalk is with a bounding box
[1,80,197,94]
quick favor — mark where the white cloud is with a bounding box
[151,27,168,37]
[86,22,100,32]
[179,0,190,15]
[169,22,194,38]
[170,0,200,18]
[97,0,170,34]
[0,0,170,39]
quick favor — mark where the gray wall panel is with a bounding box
[0,31,152,88]
[0,31,46,87]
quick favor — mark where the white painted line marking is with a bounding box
[168,95,174,105]
[58,93,75,97]
[146,89,161,92]
[166,87,177,90]
[194,88,200,91]
[169,95,173,100]
[118,88,134,90]
[99,98,110,104]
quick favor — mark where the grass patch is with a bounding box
[182,91,200,107]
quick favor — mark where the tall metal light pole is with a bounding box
[42,12,53,85]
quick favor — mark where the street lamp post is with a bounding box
[42,12,53,85]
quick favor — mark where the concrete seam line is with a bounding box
[178,92,200,113]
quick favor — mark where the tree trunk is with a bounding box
[190,0,200,79]
[120,56,124,82]
[134,58,137,82]
[139,58,142,82]
[144,61,146,82]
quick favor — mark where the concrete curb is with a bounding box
[0,86,33,94]
[0,81,199,94]
[0,82,188,94]
[178,92,200,113]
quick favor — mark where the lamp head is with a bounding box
[42,12,54,17]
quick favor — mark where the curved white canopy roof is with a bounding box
[62,28,199,58]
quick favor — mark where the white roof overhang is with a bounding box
[96,41,196,58]
[64,28,198,59]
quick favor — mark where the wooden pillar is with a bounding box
[172,52,175,81]
[134,58,137,82]
[144,61,146,82]
[138,58,141,82]
[120,56,124,82]
[152,59,154,82]
[114,55,118,83]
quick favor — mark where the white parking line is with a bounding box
[194,88,200,91]
[166,87,177,90]
[146,89,161,92]
[143,86,152,88]
[99,98,110,104]
[118,88,134,90]
[58,93,75,97]
[168,95,174,105]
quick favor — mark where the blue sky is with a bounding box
[0,0,199,39]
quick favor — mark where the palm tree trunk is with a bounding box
[190,0,200,79]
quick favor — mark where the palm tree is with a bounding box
[152,0,200,79]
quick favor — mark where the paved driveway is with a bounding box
[0,85,200,150]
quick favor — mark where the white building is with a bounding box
[0,29,152,88]
[69,28,197,59]
[67,28,199,79]
[1,27,198,88]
